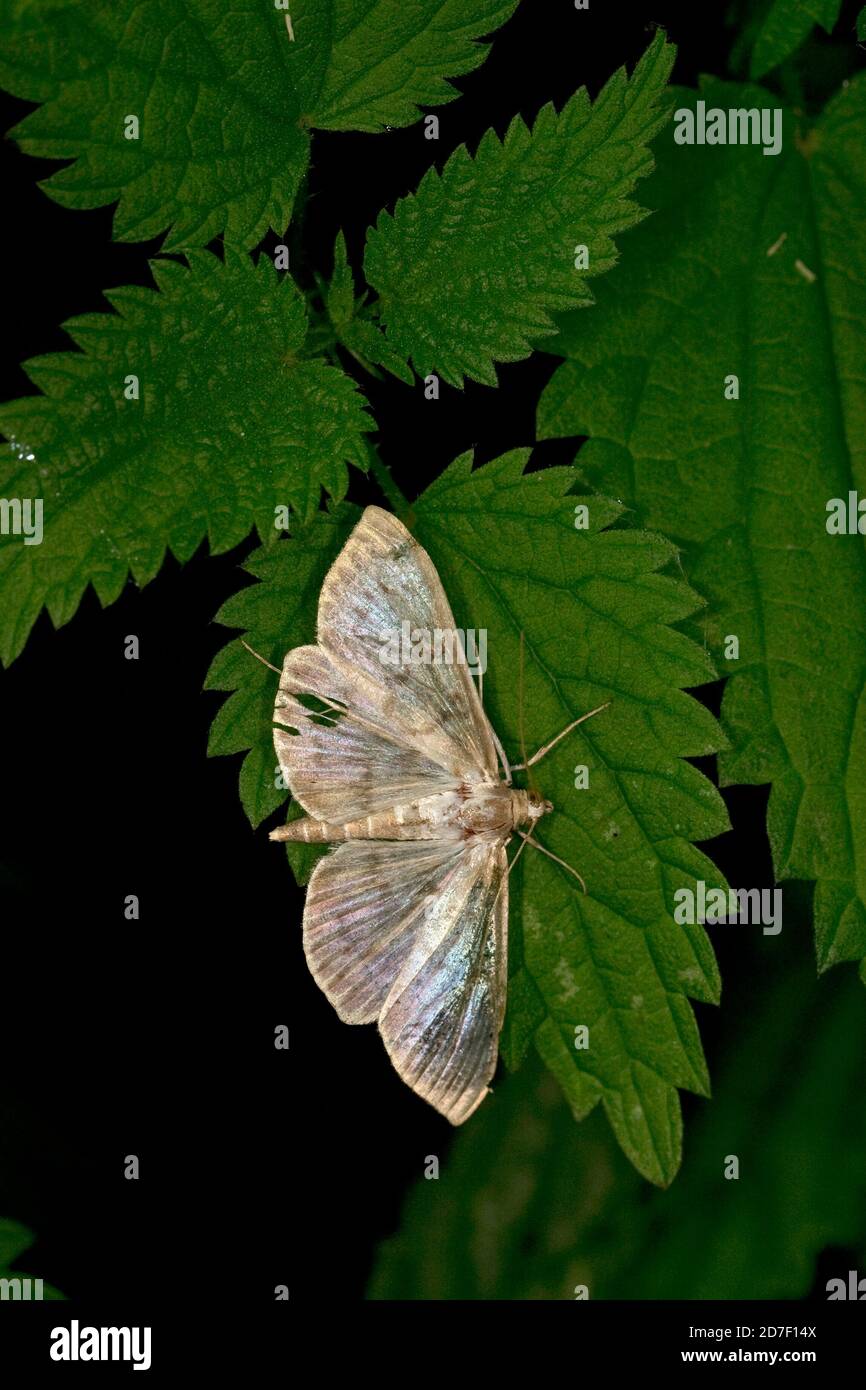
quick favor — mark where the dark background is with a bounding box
[0,0,859,1307]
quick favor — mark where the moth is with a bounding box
[266,506,607,1124]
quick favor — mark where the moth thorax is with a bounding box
[511,789,553,829]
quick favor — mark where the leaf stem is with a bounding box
[288,167,311,280]
[367,444,411,521]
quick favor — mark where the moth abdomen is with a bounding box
[269,816,350,844]
[270,796,466,844]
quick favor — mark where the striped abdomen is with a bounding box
[269,793,465,845]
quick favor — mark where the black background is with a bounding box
[0,0,856,1310]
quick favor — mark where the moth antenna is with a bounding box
[241,639,281,676]
[511,701,612,772]
[517,830,587,894]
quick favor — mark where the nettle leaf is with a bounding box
[206,503,359,835]
[0,1217,33,1269]
[321,233,414,383]
[0,0,516,250]
[211,451,728,1183]
[363,31,675,387]
[415,453,726,1184]
[0,250,369,666]
[538,77,866,977]
[0,0,308,250]
[0,1217,65,1299]
[739,0,843,80]
[296,0,520,132]
[368,945,866,1299]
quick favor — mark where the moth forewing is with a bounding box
[311,507,498,781]
[274,643,462,826]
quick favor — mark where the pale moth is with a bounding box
[265,506,607,1124]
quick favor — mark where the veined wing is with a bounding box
[315,506,497,781]
[274,644,462,824]
[380,838,508,1125]
[274,506,498,824]
[304,837,508,1125]
[304,838,465,1023]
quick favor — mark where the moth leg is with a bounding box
[510,701,611,772]
[505,832,530,879]
[517,830,587,894]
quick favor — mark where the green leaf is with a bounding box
[415,454,727,1184]
[0,1218,66,1298]
[742,0,843,80]
[538,78,866,977]
[0,0,516,249]
[206,504,359,837]
[323,233,414,383]
[368,940,866,1299]
[858,5,866,43]
[0,250,369,666]
[297,0,520,133]
[0,1217,32,1268]
[0,0,309,250]
[363,31,676,387]
[211,451,729,1183]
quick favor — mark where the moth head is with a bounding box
[527,790,553,821]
